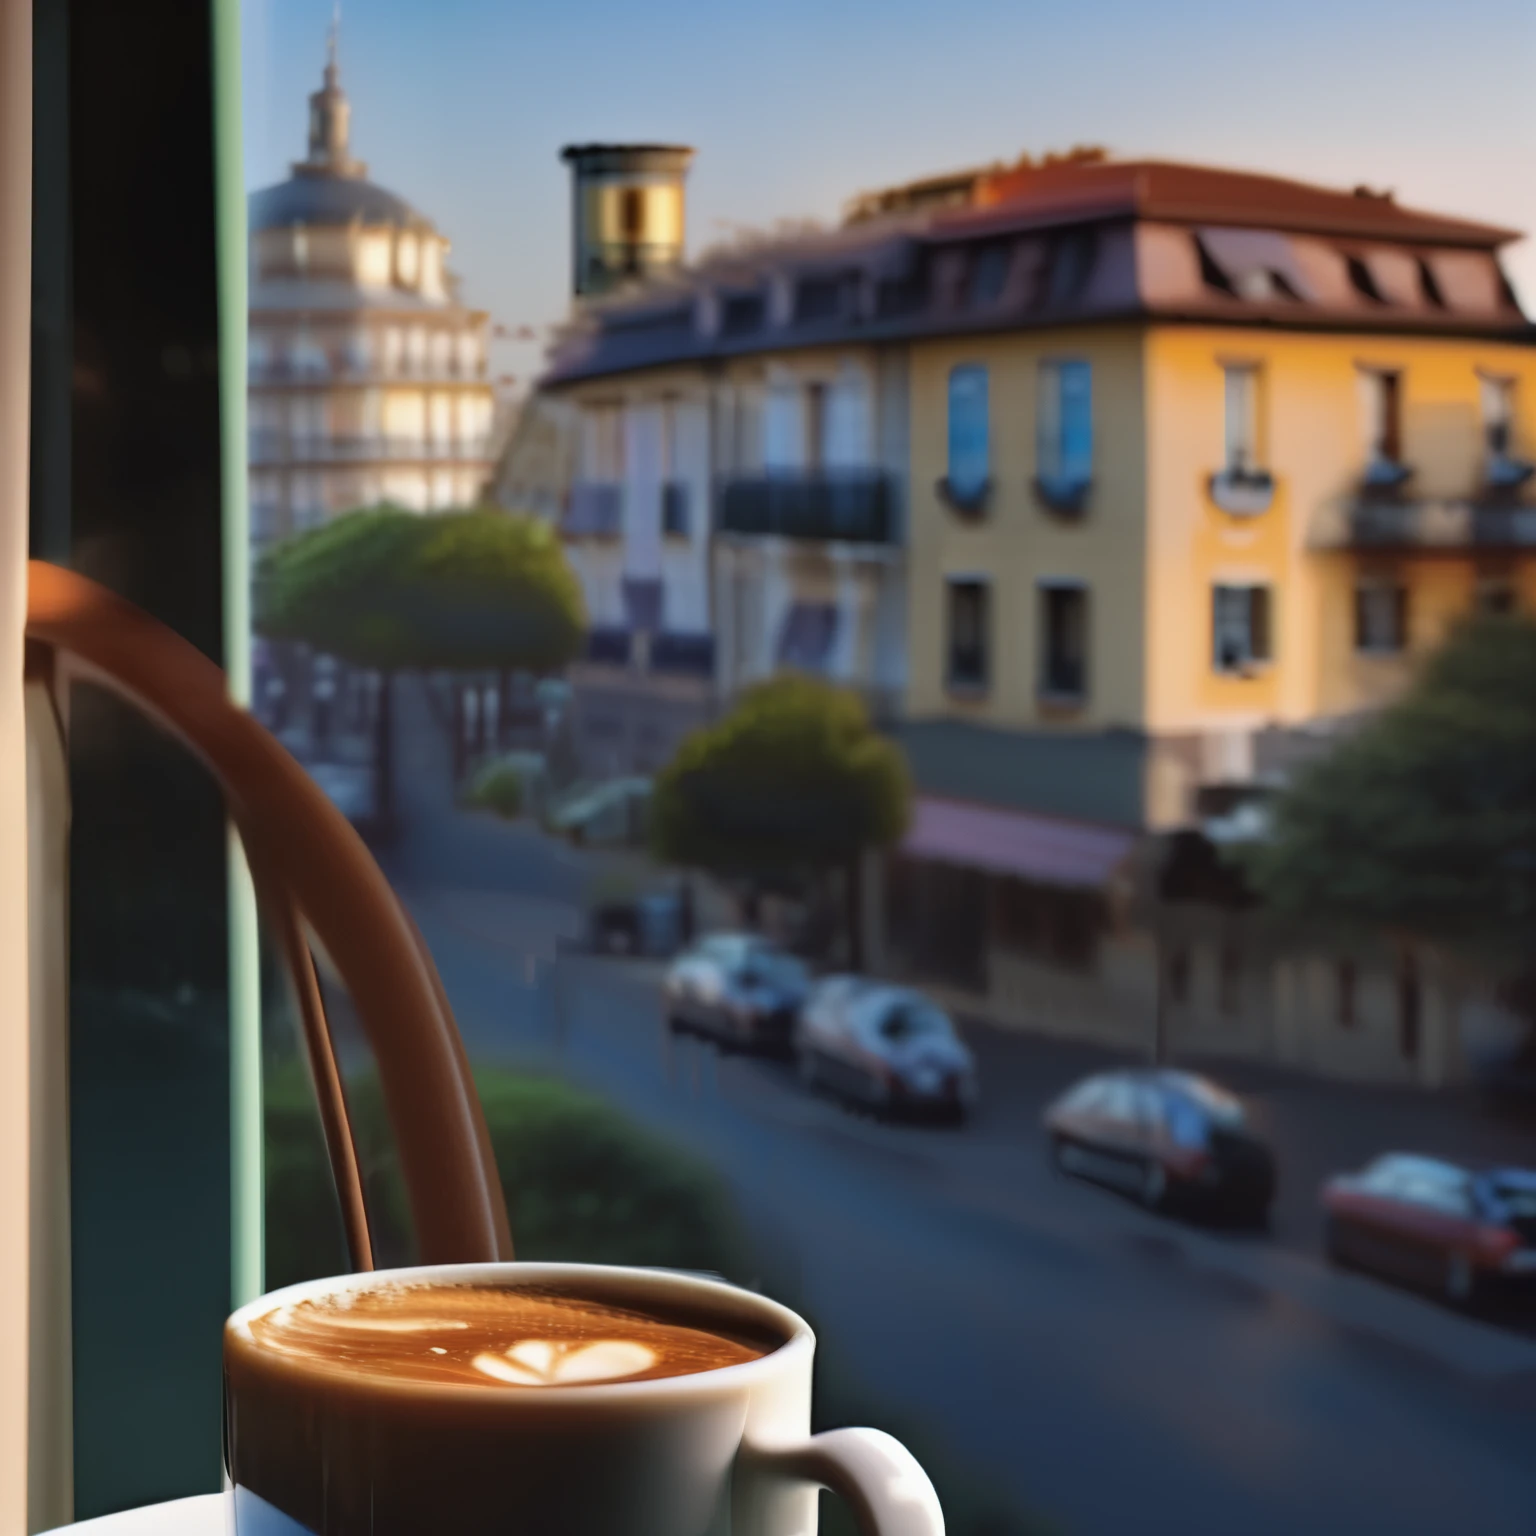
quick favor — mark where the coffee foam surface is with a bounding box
[246,1282,767,1388]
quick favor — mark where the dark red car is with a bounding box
[1322,1154,1536,1306]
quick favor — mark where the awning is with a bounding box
[900,796,1137,889]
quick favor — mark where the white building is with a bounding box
[247,43,495,546]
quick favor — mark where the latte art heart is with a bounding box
[243,1282,770,1389]
[472,1338,658,1386]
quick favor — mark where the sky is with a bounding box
[243,0,1536,393]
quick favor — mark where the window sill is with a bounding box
[1212,661,1272,680]
[945,679,990,701]
[1031,474,1092,519]
[936,476,992,519]
[1354,644,1407,658]
[1208,469,1275,516]
[1036,689,1088,713]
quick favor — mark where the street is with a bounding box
[368,834,1536,1534]
[348,682,1536,1535]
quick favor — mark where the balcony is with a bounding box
[563,483,623,539]
[248,432,492,467]
[717,471,895,545]
[1314,497,1536,552]
[249,359,488,386]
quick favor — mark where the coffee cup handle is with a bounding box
[748,1426,944,1535]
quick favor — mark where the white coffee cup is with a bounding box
[224,1262,944,1536]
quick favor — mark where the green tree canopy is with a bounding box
[255,505,584,672]
[651,674,911,878]
[1245,614,1536,965]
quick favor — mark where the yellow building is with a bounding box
[891,158,1533,1085]
[543,155,1534,1085]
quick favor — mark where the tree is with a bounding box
[1245,614,1536,972]
[651,675,911,967]
[256,506,584,828]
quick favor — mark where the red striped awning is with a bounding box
[900,796,1137,889]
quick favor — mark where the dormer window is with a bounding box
[795,277,842,324]
[968,245,1010,308]
[1481,373,1534,492]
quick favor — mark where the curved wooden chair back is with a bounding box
[25,559,512,1269]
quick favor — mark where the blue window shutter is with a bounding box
[1060,361,1093,482]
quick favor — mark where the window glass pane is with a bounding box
[1036,361,1062,479]
[1224,365,1257,472]
[1059,361,1093,481]
[947,364,989,495]
[1041,585,1088,696]
[948,579,989,687]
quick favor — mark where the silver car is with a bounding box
[663,933,810,1054]
[795,978,977,1121]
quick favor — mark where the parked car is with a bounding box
[547,777,652,847]
[1322,1154,1536,1306]
[1044,1068,1276,1224]
[663,933,811,1053]
[794,979,977,1121]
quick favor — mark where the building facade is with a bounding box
[248,47,496,547]
[542,154,1536,1086]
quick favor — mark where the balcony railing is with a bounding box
[249,360,489,386]
[717,471,895,544]
[1315,497,1536,551]
[248,432,492,466]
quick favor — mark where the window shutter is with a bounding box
[1392,583,1409,650]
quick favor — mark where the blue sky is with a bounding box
[243,0,1536,391]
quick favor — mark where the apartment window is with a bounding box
[946,365,990,501]
[620,186,645,241]
[1361,368,1404,466]
[1354,577,1408,653]
[585,403,624,481]
[1337,960,1357,1028]
[776,602,839,673]
[1037,360,1093,485]
[805,382,827,473]
[1481,373,1516,457]
[947,578,990,690]
[1212,584,1272,672]
[1039,582,1088,699]
[1223,364,1261,475]
[969,244,1011,307]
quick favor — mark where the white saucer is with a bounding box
[41,1494,224,1535]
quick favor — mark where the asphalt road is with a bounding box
[369,689,1536,1534]
[370,831,1536,1536]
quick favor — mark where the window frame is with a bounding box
[1211,582,1274,674]
[1353,575,1409,655]
[1221,362,1263,477]
[943,363,991,510]
[945,574,991,693]
[1037,578,1089,702]
[1036,358,1094,487]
